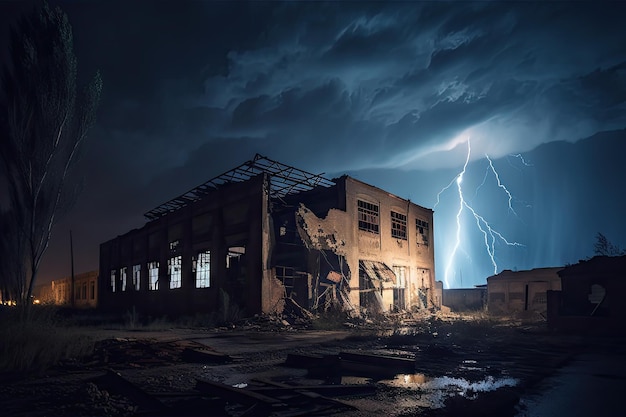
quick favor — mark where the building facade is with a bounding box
[32,270,99,308]
[487,267,562,315]
[547,255,626,333]
[99,155,436,317]
[442,286,487,312]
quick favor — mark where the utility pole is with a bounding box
[70,230,75,308]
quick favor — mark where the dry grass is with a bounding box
[0,306,94,375]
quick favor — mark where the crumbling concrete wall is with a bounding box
[293,175,438,315]
[296,204,350,255]
[295,204,355,313]
[262,187,285,314]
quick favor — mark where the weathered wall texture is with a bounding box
[547,256,626,333]
[487,267,562,315]
[443,288,487,312]
[291,176,436,314]
[98,170,436,318]
[99,174,273,316]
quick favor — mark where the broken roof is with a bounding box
[144,154,335,220]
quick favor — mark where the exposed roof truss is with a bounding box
[144,154,335,220]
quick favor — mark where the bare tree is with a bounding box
[0,1,102,304]
[594,232,625,257]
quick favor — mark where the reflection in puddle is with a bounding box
[383,373,517,392]
[381,373,518,407]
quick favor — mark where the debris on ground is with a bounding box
[1,313,621,417]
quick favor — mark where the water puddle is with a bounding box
[382,373,517,391]
[381,373,519,407]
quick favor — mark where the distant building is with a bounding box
[487,267,562,315]
[442,286,487,312]
[32,270,98,308]
[99,155,436,317]
[548,255,626,332]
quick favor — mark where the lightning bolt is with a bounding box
[486,155,517,216]
[509,153,533,167]
[436,138,524,288]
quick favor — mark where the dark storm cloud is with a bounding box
[50,0,624,233]
[2,1,625,280]
[185,2,626,174]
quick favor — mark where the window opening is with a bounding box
[110,270,116,292]
[148,261,159,290]
[416,219,429,246]
[358,200,379,233]
[168,255,182,289]
[120,267,127,291]
[226,246,245,269]
[392,265,407,311]
[169,240,180,252]
[194,250,211,288]
[132,264,141,291]
[391,211,407,240]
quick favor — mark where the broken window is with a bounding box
[194,250,211,288]
[90,281,95,300]
[226,246,245,269]
[416,219,429,246]
[359,260,394,313]
[358,200,379,233]
[392,266,407,311]
[168,255,182,289]
[169,240,180,252]
[391,211,407,240]
[132,264,141,291]
[120,267,127,291]
[276,266,298,299]
[148,261,159,290]
[110,270,116,292]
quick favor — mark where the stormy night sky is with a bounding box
[2,1,625,288]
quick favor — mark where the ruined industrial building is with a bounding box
[99,155,436,317]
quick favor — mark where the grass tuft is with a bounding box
[0,305,94,375]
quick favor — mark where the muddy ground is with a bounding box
[1,314,624,416]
